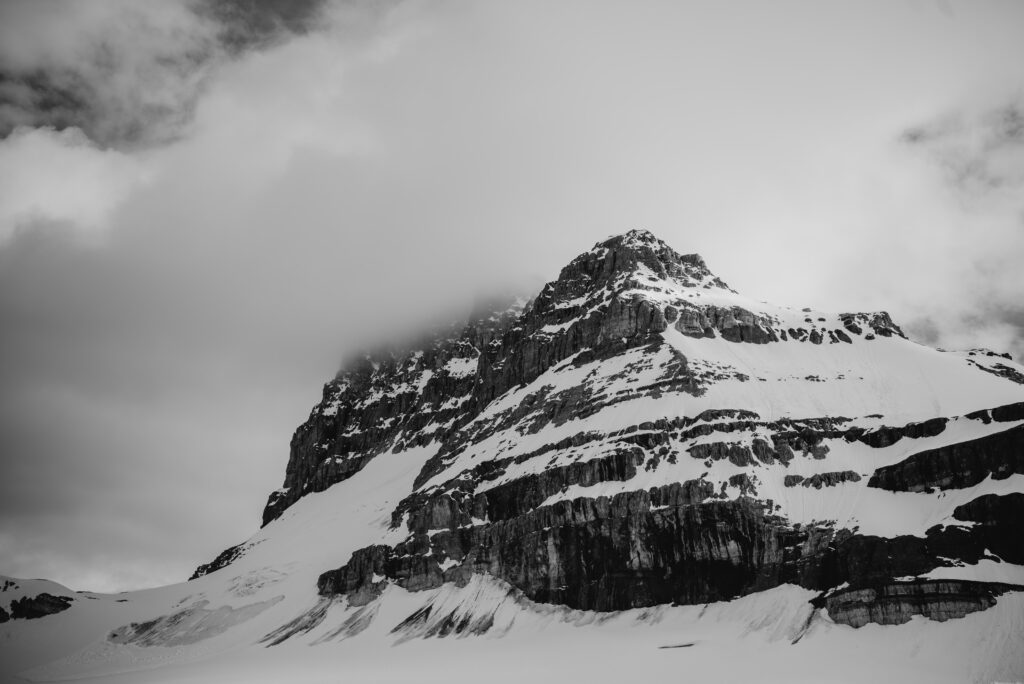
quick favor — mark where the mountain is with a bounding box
[2,229,1023,683]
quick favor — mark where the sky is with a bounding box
[0,0,1023,593]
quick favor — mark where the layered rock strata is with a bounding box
[198,230,1024,628]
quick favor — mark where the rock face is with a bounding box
[190,542,248,580]
[0,578,76,623]
[816,580,1019,628]
[316,444,1022,613]
[199,230,1024,628]
[867,423,1024,492]
[7,593,73,620]
[951,493,1024,564]
[260,302,527,527]
[783,471,861,488]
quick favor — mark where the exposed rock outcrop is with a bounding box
[867,424,1024,492]
[673,304,778,343]
[191,542,248,580]
[319,476,1020,614]
[9,593,73,620]
[838,312,906,339]
[783,471,862,488]
[816,580,1021,628]
[951,493,1024,563]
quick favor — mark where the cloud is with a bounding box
[0,0,329,149]
[0,0,220,147]
[890,98,1024,360]
[0,0,401,245]
[0,126,150,242]
[901,101,1024,195]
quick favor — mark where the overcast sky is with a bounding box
[1,0,1023,592]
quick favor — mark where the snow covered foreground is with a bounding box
[3,444,1023,684]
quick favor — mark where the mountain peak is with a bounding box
[596,227,697,262]
[601,227,664,246]
[549,229,730,301]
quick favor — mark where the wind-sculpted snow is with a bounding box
[12,576,1024,683]
[108,596,284,647]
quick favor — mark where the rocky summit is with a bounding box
[5,230,1024,683]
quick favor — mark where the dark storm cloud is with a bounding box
[0,0,328,148]
[201,0,329,50]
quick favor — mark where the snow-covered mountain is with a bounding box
[3,230,1023,683]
